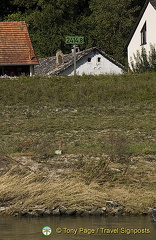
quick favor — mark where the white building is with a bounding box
[35,47,124,76]
[127,0,156,67]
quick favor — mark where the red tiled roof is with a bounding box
[0,21,38,65]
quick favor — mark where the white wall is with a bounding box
[30,65,34,76]
[60,50,123,76]
[128,2,156,67]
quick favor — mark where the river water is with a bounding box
[0,216,155,240]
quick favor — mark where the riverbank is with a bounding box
[0,73,155,216]
[0,152,155,217]
[0,201,153,217]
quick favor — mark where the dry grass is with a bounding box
[0,171,107,213]
[0,153,155,215]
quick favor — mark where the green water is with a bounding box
[0,216,155,240]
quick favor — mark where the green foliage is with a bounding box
[0,0,14,20]
[87,0,139,63]
[1,0,145,62]
[6,12,27,21]
[12,0,38,8]
[130,45,156,73]
[7,0,90,57]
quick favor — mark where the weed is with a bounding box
[105,132,131,164]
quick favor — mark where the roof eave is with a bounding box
[0,63,38,66]
[125,0,150,49]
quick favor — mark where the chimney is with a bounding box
[56,50,64,68]
[71,46,80,55]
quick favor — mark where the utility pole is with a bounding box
[73,44,76,76]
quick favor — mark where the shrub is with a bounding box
[105,132,131,164]
[130,45,156,73]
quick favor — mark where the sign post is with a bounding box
[65,36,84,76]
[73,44,76,76]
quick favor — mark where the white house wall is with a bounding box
[59,51,123,76]
[128,2,156,66]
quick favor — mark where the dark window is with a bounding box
[98,57,101,62]
[88,57,91,62]
[141,22,147,45]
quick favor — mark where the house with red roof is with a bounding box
[0,21,38,76]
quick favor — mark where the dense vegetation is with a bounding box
[0,74,155,215]
[1,0,146,64]
[130,45,156,73]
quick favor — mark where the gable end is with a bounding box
[126,0,156,48]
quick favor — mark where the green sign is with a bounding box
[65,36,84,44]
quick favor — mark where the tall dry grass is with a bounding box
[0,169,155,215]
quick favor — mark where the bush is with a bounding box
[130,45,156,73]
[105,132,131,164]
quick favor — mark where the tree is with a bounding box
[4,0,145,61]
[7,0,90,57]
[12,0,39,9]
[84,0,140,63]
[0,0,15,20]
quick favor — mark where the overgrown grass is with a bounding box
[0,73,156,215]
[0,166,156,215]
[0,72,155,106]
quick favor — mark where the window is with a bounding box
[98,57,101,62]
[88,57,91,62]
[141,22,147,45]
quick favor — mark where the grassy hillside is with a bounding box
[0,73,155,106]
[0,73,156,215]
